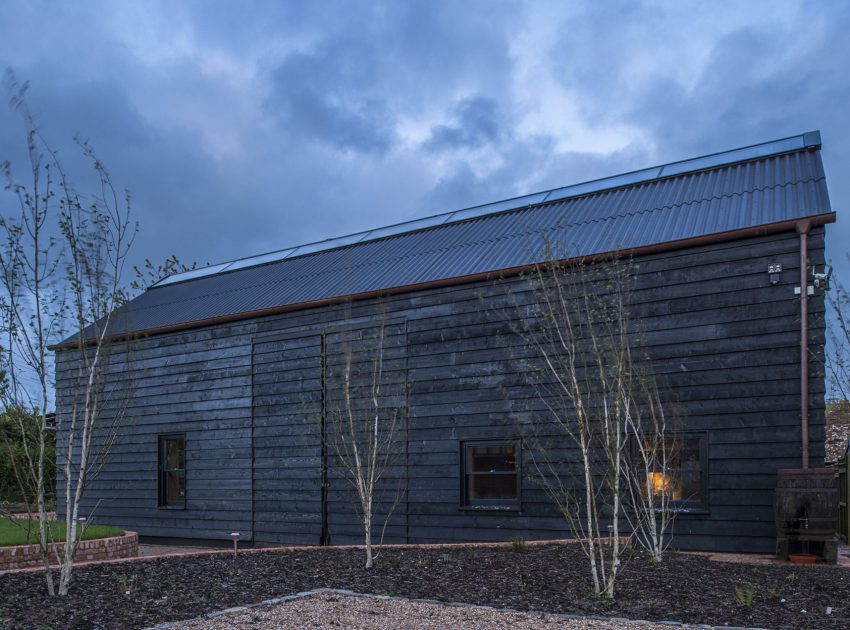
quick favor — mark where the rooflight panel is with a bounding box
[289,232,371,257]
[447,193,549,224]
[659,136,805,178]
[542,167,662,205]
[222,248,299,273]
[152,262,234,288]
[358,214,456,242]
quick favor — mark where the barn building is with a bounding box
[55,131,834,553]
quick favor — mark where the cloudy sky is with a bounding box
[0,0,848,280]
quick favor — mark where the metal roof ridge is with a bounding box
[150,130,821,289]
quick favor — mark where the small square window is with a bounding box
[632,432,708,512]
[461,440,520,510]
[159,434,186,509]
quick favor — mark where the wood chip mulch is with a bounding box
[0,543,847,629]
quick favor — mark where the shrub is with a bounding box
[0,409,56,507]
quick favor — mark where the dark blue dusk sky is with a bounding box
[1,0,848,279]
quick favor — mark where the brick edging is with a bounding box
[0,531,138,572]
[144,588,770,630]
[0,537,593,575]
[5,536,847,575]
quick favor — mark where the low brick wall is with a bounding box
[7,511,56,521]
[0,531,138,571]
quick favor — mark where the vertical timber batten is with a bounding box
[319,333,329,546]
[405,320,410,545]
[250,336,256,542]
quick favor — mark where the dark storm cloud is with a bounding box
[425,96,507,152]
[265,43,398,154]
[627,25,850,156]
[262,1,518,155]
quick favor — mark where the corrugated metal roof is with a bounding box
[103,132,834,337]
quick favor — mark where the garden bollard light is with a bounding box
[231,532,240,557]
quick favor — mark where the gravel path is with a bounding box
[168,592,669,629]
[136,543,213,558]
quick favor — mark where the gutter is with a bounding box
[50,212,836,351]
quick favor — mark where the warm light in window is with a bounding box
[634,434,705,507]
[648,471,669,496]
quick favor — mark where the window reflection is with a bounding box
[462,441,519,508]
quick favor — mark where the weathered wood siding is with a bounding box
[55,228,827,553]
[251,322,408,546]
[252,332,323,545]
[55,324,256,540]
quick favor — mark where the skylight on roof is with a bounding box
[153,262,233,287]
[222,248,299,273]
[659,136,806,178]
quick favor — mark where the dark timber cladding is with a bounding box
[54,132,834,553]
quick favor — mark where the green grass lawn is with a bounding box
[0,516,123,546]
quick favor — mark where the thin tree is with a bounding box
[0,74,137,595]
[827,264,850,402]
[825,265,850,461]
[512,250,675,596]
[325,323,404,568]
[514,254,629,598]
[54,135,136,595]
[0,76,69,594]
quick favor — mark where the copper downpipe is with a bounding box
[797,219,811,469]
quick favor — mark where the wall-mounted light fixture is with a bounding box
[813,264,832,291]
[768,263,782,286]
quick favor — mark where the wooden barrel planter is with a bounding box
[774,468,838,563]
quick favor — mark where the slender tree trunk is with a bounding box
[581,434,601,595]
[33,153,55,594]
[36,418,54,595]
[364,500,373,569]
[59,426,75,596]
[606,444,621,599]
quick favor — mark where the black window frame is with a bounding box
[158,434,187,510]
[460,439,521,511]
[630,431,709,514]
